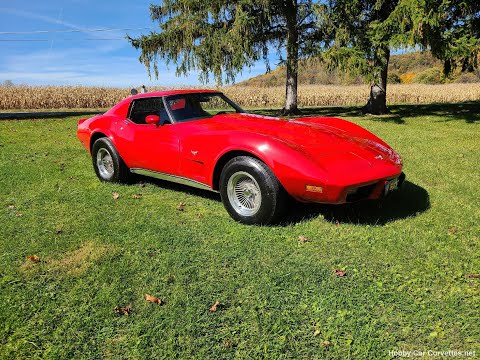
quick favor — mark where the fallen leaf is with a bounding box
[114,305,132,316]
[313,329,321,337]
[132,194,142,199]
[177,202,186,211]
[209,300,221,312]
[448,227,458,235]
[465,273,480,278]
[55,228,63,235]
[334,269,346,277]
[112,192,120,200]
[15,213,23,217]
[7,204,15,210]
[26,255,40,263]
[223,339,234,348]
[320,340,332,348]
[298,235,310,243]
[144,293,165,305]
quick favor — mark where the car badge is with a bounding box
[375,155,384,160]
[191,150,198,156]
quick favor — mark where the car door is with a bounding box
[123,97,180,175]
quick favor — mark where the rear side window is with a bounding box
[128,97,166,124]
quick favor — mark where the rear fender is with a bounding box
[82,115,119,154]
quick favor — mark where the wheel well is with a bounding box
[212,150,264,191]
[90,132,108,153]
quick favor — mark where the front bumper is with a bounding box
[294,172,406,204]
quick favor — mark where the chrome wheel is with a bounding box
[96,148,114,179]
[226,171,262,216]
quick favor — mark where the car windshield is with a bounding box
[165,93,244,123]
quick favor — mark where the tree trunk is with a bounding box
[363,47,390,115]
[281,1,301,116]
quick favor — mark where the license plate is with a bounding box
[385,178,399,195]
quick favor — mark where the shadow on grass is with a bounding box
[135,175,221,202]
[136,176,429,226]
[250,101,480,124]
[0,111,102,120]
[281,181,430,226]
[392,102,480,124]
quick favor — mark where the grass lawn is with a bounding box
[0,104,479,359]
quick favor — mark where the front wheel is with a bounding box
[219,156,287,224]
[92,137,131,183]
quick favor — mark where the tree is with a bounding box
[320,0,479,115]
[391,0,480,77]
[129,0,321,115]
[320,0,401,114]
[2,80,14,87]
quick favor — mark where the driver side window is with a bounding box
[128,97,168,125]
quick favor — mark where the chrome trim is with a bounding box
[96,148,114,180]
[130,168,217,193]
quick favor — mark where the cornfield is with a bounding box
[0,84,479,110]
[224,84,480,108]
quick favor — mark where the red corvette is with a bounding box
[77,89,404,224]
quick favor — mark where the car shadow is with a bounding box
[135,176,429,227]
[134,175,221,202]
[280,181,430,226]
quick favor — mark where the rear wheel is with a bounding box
[219,156,287,224]
[92,137,131,183]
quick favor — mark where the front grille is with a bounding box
[346,183,377,202]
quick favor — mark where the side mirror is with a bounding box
[145,115,160,125]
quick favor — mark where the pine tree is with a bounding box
[320,0,479,114]
[320,0,400,114]
[129,0,320,115]
[392,0,480,76]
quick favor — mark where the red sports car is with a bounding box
[77,89,404,224]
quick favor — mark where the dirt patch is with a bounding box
[103,333,129,360]
[20,241,114,276]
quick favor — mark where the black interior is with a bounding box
[128,97,170,125]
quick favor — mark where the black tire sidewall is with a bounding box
[219,157,281,224]
[92,138,124,183]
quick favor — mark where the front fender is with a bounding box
[181,131,329,194]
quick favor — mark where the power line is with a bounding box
[0,27,152,35]
[0,39,49,42]
[0,38,127,42]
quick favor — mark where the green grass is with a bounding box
[1,104,479,359]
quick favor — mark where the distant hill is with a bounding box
[237,51,480,87]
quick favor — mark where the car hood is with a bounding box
[208,113,401,167]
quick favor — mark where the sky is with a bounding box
[0,1,268,87]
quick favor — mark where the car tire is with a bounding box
[92,137,131,183]
[219,156,288,224]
